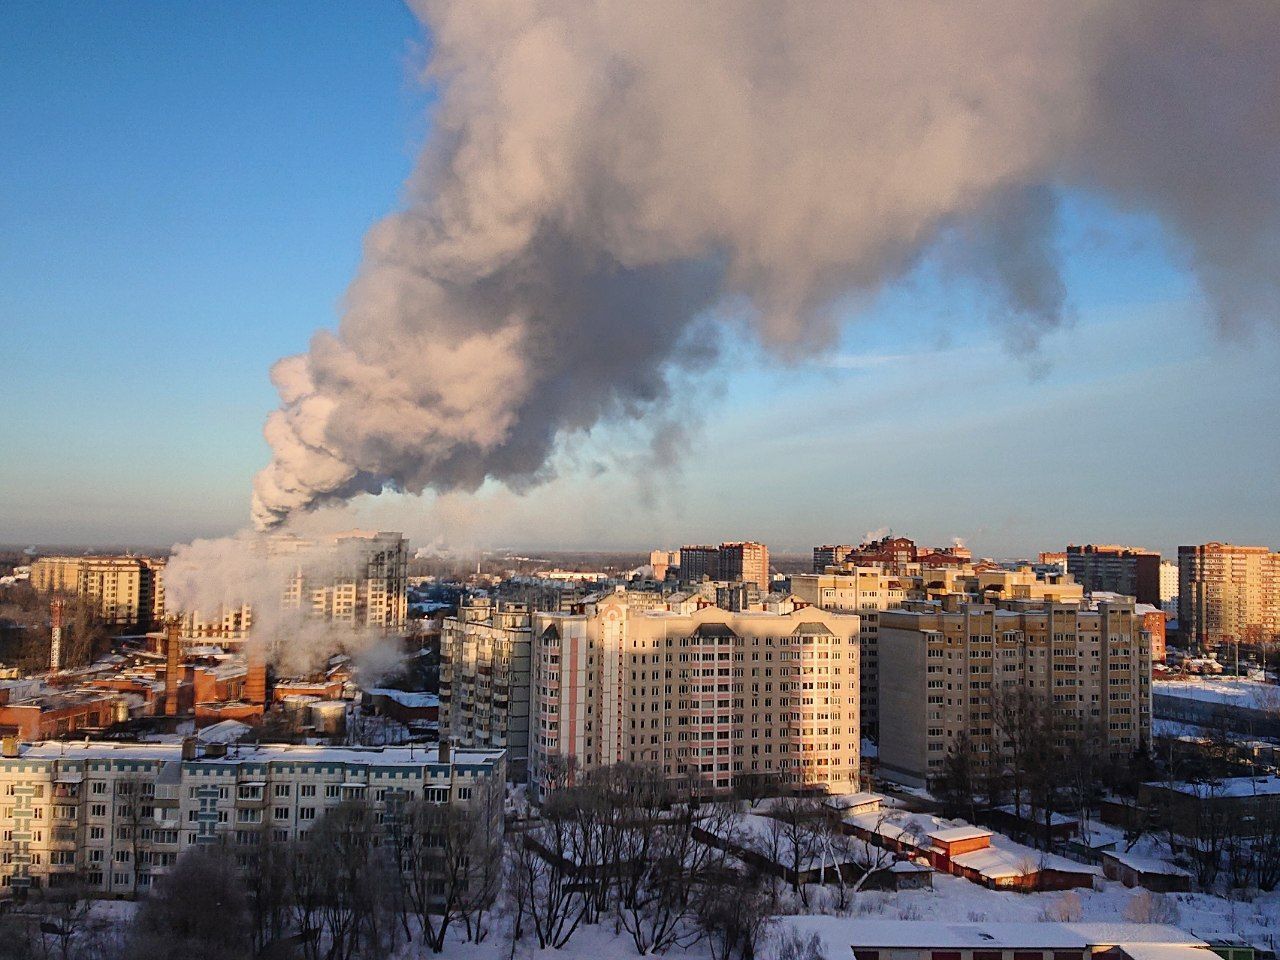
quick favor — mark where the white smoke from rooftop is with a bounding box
[165,530,397,677]
[251,0,1280,529]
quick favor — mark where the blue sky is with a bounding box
[2,3,1276,558]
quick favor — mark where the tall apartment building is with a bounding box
[180,531,408,643]
[528,598,860,798]
[1179,542,1280,647]
[718,542,770,590]
[649,550,680,581]
[30,556,165,628]
[678,542,769,589]
[813,545,856,572]
[0,739,504,897]
[679,546,720,582]
[439,597,532,780]
[1159,561,1179,617]
[790,568,905,740]
[877,599,1151,788]
[1066,544,1161,605]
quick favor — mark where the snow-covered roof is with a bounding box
[778,917,1207,951]
[928,825,992,843]
[994,804,1078,826]
[11,740,501,769]
[196,719,252,744]
[822,791,882,812]
[1103,850,1192,878]
[367,688,440,708]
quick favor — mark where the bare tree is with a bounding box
[505,816,590,950]
[696,867,772,960]
[129,845,251,960]
[1124,890,1181,924]
[614,801,739,955]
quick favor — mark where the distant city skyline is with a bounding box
[2,3,1277,557]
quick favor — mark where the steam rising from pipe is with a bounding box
[251,0,1280,528]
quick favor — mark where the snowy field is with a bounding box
[1154,677,1280,711]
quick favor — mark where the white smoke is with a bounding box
[251,0,1280,528]
[165,531,398,677]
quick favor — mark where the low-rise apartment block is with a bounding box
[878,598,1152,788]
[0,739,504,897]
[529,598,860,798]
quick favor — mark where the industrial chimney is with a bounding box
[245,649,267,709]
[163,618,181,717]
[49,598,64,672]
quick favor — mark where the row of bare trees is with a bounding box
[934,685,1135,850]
[505,763,775,960]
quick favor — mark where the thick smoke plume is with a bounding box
[252,0,1280,528]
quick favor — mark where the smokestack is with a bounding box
[164,619,181,718]
[245,650,267,709]
[49,598,64,672]
[437,737,450,764]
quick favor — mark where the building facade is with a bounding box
[30,556,165,629]
[528,599,860,798]
[878,599,1152,788]
[439,597,532,780]
[718,542,770,590]
[679,546,721,582]
[790,568,905,740]
[0,739,504,897]
[1178,542,1280,647]
[1066,545,1161,605]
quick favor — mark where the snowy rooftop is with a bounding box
[822,791,882,812]
[11,740,502,769]
[929,825,993,843]
[994,804,1078,826]
[1103,850,1192,878]
[367,688,440,708]
[781,917,1207,951]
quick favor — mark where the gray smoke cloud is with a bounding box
[251,0,1280,528]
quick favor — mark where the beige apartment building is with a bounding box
[439,597,532,780]
[30,556,165,628]
[529,597,860,798]
[790,568,905,740]
[1179,542,1280,647]
[878,598,1151,788]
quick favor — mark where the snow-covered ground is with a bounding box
[77,868,1279,960]
[1154,677,1280,711]
[415,874,1280,960]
